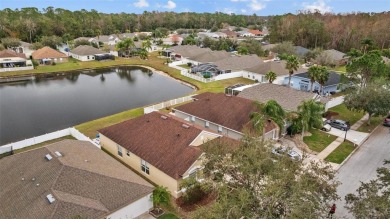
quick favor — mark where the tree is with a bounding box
[194,136,339,218]
[141,39,152,51]
[361,38,374,54]
[1,37,21,48]
[345,160,390,218]
[40,35,63,49]
[24,18,37,43]
[29,42,44,50]
[183,34,197,45]
[307,65,320,92]
[116,38,134,57]
[152,186,171,214]
[138,48,148,60]
[314,66,329,95]
[344,84,390,125]
[250,100,285,136]
[346,50,388,88]
[237,46,249,55]
[271,41,297,57]
[265,71,277,83]
[297,99,325,139]
[285,55,300,87]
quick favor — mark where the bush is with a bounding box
[181,177,212,205]
[51,62,56,66]
[31,59,39,68]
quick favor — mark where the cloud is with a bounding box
[164,0,177,9]
[303,0,332,13]
[133,0,149,8]
[223,8,236,14]
[231,0,248,2]
[249,0,266,11]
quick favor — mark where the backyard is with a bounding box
[303,129,337,153]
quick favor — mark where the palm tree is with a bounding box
[297,100,325,139]
[285,55,300,87]
[361,38,374,54]
[250,100,286,136]
[141,39,152,51]
[316,66,330,95]
[116,38,134,57]
[152,186,170,214]
[138,48,148,60]
[265,71,277,83]
[307,66,320,92]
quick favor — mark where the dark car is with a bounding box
[384,115,390,127]
[325,119,350,131]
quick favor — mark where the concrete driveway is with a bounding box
[325,127,369,145]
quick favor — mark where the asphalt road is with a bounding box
[334,125,390,218]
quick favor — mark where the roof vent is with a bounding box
[177,133,181,137]
[54,151,62,157]
[45,154,53,161]
[161,115,168,120]
[46,194,56,204]
[182,124,190,129]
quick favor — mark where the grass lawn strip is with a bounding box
[328,104,364,125]
[356,116,383,133]
[303,129,338,153]
[325,141,355,164]
[157,213,180,219]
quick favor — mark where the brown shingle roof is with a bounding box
[99,112,204,179]
[71,45,106,56]
[32,46,67,59]
[0,49,26,59]
[175,92,276,134]
[214,54,263,71]
[0,140,153,219]
[170,45,211,58]
[245,60,306,76]
[189,50,232,63]
[237,83,319,111]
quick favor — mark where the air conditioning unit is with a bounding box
[45,154,53,161]
[46,194,55,204]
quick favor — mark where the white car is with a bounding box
[272,146,302,161]
[321,124,332,132]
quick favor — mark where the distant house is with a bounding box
[32,46,68,65]
[12,41,35,58]
[237,31,255,37]
[174,92,279,140]
[213,54,263,74]
[187,50,232,65]
[98,111,222,198]
[0,140,154,219]
[238,83,325,112]
[95,35,120,45]
[166,45,211,61]
[294,46,310,58]
[220,29,238,38]
[249,29,263,37]
[243,60,306,84]
[0,50,33,72]
[162,34,183,45]
[70,45,114,61]
[285,71,342,95]
[73,37,98,45]
[322,49,348,65]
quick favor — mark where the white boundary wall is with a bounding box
[0,66,34,72]
[144,95,194,114]
[0,127,100,155]
[214,71,244,81]
[181,72,215,83]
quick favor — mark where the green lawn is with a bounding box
[303,129,338,152]
[328,104,365,126]
[356,116,383,133]
[325,141,355,164]
[158,213,180,219]
[329,65,346,73]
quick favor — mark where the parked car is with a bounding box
[384,115,390,127]
[321,124,332,132]
[272,146,301,161]
[325,119,350,131]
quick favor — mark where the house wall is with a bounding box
[273,76,287,85]
[37,57,68,64]
[99,134,181,198]
[69,53,96,62]
[242,70,266,82]
[284,76,338,95]
[105,193,153,219]
[214,71,243,81]
[174,110,243,140]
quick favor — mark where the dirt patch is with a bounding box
[285,134,318,155]
[176,191,217,212]
[324,111,339,120]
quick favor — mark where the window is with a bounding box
[205,121,209,128]
[141,160,149,175]
[126,150,130,156]
[191,116,195,122]
[252,75,255,79]
[87,56,90,59]
[218,126,222,133]
[117,145,123,157]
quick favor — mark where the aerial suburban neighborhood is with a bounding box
[0,1,389,219]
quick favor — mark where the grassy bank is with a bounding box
[303,129,337,152]
[325,141,355,164]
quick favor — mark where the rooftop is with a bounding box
[0,139,153,219]
[169,45,211,58]
[32,46,67,59]
[245,60,306,76]
[71,45,107,56]
[214,54,263,71]
[189,50,232,63]
[0,49,26,59]
[293,71,341,87]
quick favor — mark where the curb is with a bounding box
[336,124,382,172]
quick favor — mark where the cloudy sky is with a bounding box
[2,0,389,15]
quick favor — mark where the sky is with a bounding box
[1,0,389,15]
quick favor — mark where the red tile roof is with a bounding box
[249,29,263,35]
[99,112,204,179]
[175,92,276,134]
[0,50,26,59]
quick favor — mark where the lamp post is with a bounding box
[344,128,348,142]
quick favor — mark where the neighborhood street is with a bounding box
[335,125,390,218]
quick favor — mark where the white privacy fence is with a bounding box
[0,66,34,72]
[144,95,194,114]
[181,72,215,83]
[0,127,100,155]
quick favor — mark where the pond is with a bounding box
[0,66,194,145]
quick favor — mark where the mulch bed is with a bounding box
[324,111,339,120]
[176,192,217,212]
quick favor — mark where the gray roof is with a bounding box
[170,45,211,58]
[214,55,263,71]
[262,43,278,51]
[0,139,153,219]
[189,50,232,63]
[295,46,310,57]
[20,41,31,47]
[323,49,346,61]
[293,71,341,87]
[71,45,107,56]
[238,83,321,111]
[245,60,306,76]
[95,35,119,43]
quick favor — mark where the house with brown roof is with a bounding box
[32,46,68,65]
[173,92,279,140]
[187,50,232,65]
[98,111,222,198]
[0,139,154,219]
[249,29,263,36]
[70,45,113,61]
[167,45,211,62]
[220,29,238,38]
[0,50,33,72]
[243,60,306,84]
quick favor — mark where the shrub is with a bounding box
[51,62,56,66]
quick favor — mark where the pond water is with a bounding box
[0,66,194,145]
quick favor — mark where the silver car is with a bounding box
[272,146,302,161]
